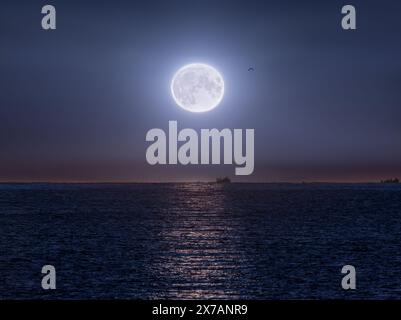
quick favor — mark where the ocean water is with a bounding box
[0,183,401,300]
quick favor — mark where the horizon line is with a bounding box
[0,180,397,184]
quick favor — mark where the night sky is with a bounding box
[1,0,400,182]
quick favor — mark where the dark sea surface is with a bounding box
[1,183,401,300]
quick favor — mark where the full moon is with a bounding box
[171,63,225,113]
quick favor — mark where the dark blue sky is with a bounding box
[1,0,400,182]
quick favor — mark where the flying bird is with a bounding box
[248,67,254,72]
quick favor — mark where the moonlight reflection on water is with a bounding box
[1,183,401,299]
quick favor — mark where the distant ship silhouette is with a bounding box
[216,177,231,184]
[381,178,399,184]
